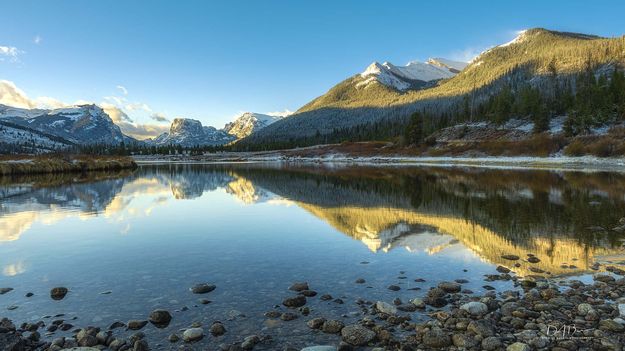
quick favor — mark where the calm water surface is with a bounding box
[1,163,625,349]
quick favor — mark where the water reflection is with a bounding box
[1,164,624,278]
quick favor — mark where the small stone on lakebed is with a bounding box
[190,283,216,294]
[50,287,68,300]
[288,282,309,292]
[283,295,306,308]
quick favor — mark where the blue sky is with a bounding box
[1,0,624,138]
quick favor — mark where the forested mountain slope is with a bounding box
[240,29,625,149]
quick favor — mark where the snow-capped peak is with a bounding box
[500,30,528,47]
[358,57,466,91]
[224,112,285,139]
[426,58,468,72]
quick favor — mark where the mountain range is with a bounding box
[0,103,286,150]
[0,104,132,152]
[146,112,286,147]
[241,28,625,147]
[2,28,624,152]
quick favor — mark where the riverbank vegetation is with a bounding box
[0,155,137,176]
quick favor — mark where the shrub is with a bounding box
[563,140,586,156]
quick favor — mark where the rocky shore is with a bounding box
[2,264,625,351]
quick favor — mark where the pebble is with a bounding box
[280,312,298,321]
[375,301,397,315]
[321,319,344,334]
[341,324,375,346]
[182,327,204,342]
[108,321,125,330]
[148,309,172,327]
[282,295,306,308]
[496,265,511,273]
[507,342,531,351]
[422,327,451,348]
[438,281,461,293]
[320,294,333,301]
[307,318,326,329]
[190,283,216,294]
[460,301,488,315]
[127,320,148,330]
[209,322,226,336]
[288,282,309,291]
[50,287,68,300]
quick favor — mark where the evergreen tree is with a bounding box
[404,112,424,145]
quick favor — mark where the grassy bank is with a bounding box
[0,155,137,176]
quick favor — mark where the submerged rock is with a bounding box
[341,324,375,346]
[127,320,148,330]
[190,283,216,294]
[282,295,306,308]
[209,322,226,336]
[438,281,461,293]
[375,301,397,315]
[50,287,68,300]
[288,282,309,291]
[148,309,172,327]
[321,319,344,334]
[183,327,204,342]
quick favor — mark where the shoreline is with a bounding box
[1,268,624,351]
[0,156,137,176]
[133,153,625,172]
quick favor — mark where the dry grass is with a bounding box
[563,136,625,157]
[0,155,137,176]
[285,134,625,159]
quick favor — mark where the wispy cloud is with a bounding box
[448,47,487,63]
[265,109,294,117]
[0,79,170,140]
[34,35,42,45]
[116,85,128,95]
[126,102,151,112]
[0,46,22,62]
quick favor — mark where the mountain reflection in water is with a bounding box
[1,163,624,278]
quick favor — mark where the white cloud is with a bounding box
[35,96,68,109]
[0,79,170,140]
[265,109,294,117]
[0,46,22,62]
[116,85,128,95]
[126,102,151,112]
[117,122,169,139]
[34,35,42,45]
[100,102,133,123]
[0,80,38,108]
